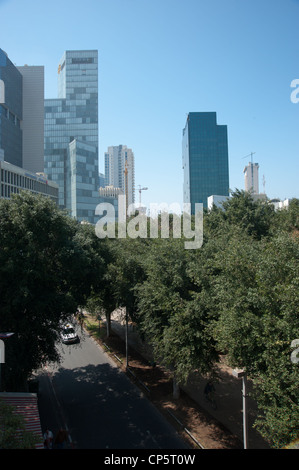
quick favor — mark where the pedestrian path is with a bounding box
[109,310,270,449]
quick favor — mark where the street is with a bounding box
[37,327,189,449]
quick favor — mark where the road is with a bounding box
[37,327,189,449]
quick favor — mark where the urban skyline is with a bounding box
[0,0,298,212]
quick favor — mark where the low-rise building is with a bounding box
[0,160,58,203]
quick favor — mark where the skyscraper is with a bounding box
[0,49,23,168]
[104,145,135,208]
[0,49,58,202]
[0,49,45,174]
[244,162,259,194]
[44,50,99,223]
[17,65,45,173]
[182,112,229,212]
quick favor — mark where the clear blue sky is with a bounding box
[1,0,298,208]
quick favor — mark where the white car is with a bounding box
[60,323,79,344]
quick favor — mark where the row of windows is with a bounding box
[45,111,98,120]
[45,127,97,134]
[0,181,58,199]
[0,168,57,194]
[0,105,21,127]
[45,117,97,125]
[71,57,94,64]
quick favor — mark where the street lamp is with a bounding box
[233,368,248,449]
[0,332,14,392]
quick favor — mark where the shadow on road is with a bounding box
[39,359,187,449]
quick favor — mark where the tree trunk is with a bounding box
[106,311,111,337]
[172,375,180,399]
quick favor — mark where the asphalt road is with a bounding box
[37,327,189,450]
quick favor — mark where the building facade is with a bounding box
[104,145,135,208]
[44,50,99,223]
[243,162,259,194]
[17,65,45,173]
[0,49,45,174]
[0,49,23,168]
[0,160,58,203]
[182,112,229,212]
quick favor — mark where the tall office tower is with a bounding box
[44,50,99,223]
[0,49,23,167]
[17,65,45,173]
[104,145,135,208]
[244,162,259,194]
[99,172,105,188]
[182,112,229,212]
[0,49,45,173]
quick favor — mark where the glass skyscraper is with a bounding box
[0,48,23,168]
[44,50,99,223]
[182,112,229,212]
[0,49,45,174]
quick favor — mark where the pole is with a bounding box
[242,374,249,449]
[125,308,129,368]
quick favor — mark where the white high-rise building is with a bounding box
[244,162,259,194]
[104,145,135,207]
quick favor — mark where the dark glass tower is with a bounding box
[0,49,23,168]
[182,112,229,212]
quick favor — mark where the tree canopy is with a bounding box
[0,192,104,390]
[1,190,298,448]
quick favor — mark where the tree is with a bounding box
[0,399,40,449]
[271,198,299,234]
[85,238,119,337]
[0,192,103,390]
[220,189,275,240]
[212,229,299,448]
[135,238,218,396]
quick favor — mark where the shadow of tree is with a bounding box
[49,360,187,449]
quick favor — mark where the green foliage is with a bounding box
[220,189,276,240]
[135,238,218,382]
[104,191,298,447]
[0,192,104,390]
[1,189,298,447]
[0,399,40,449]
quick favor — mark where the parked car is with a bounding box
[60,323,79,344]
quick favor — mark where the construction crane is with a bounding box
[242,151,256,165]
[137,185,148,206]
[124,159,129,216]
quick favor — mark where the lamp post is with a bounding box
[233,368,248,449]
[125,308,129,368]
[0,332,14,392]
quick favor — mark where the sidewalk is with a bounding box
[109,310,270,449]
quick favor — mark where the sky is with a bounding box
[0,0,298,209]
